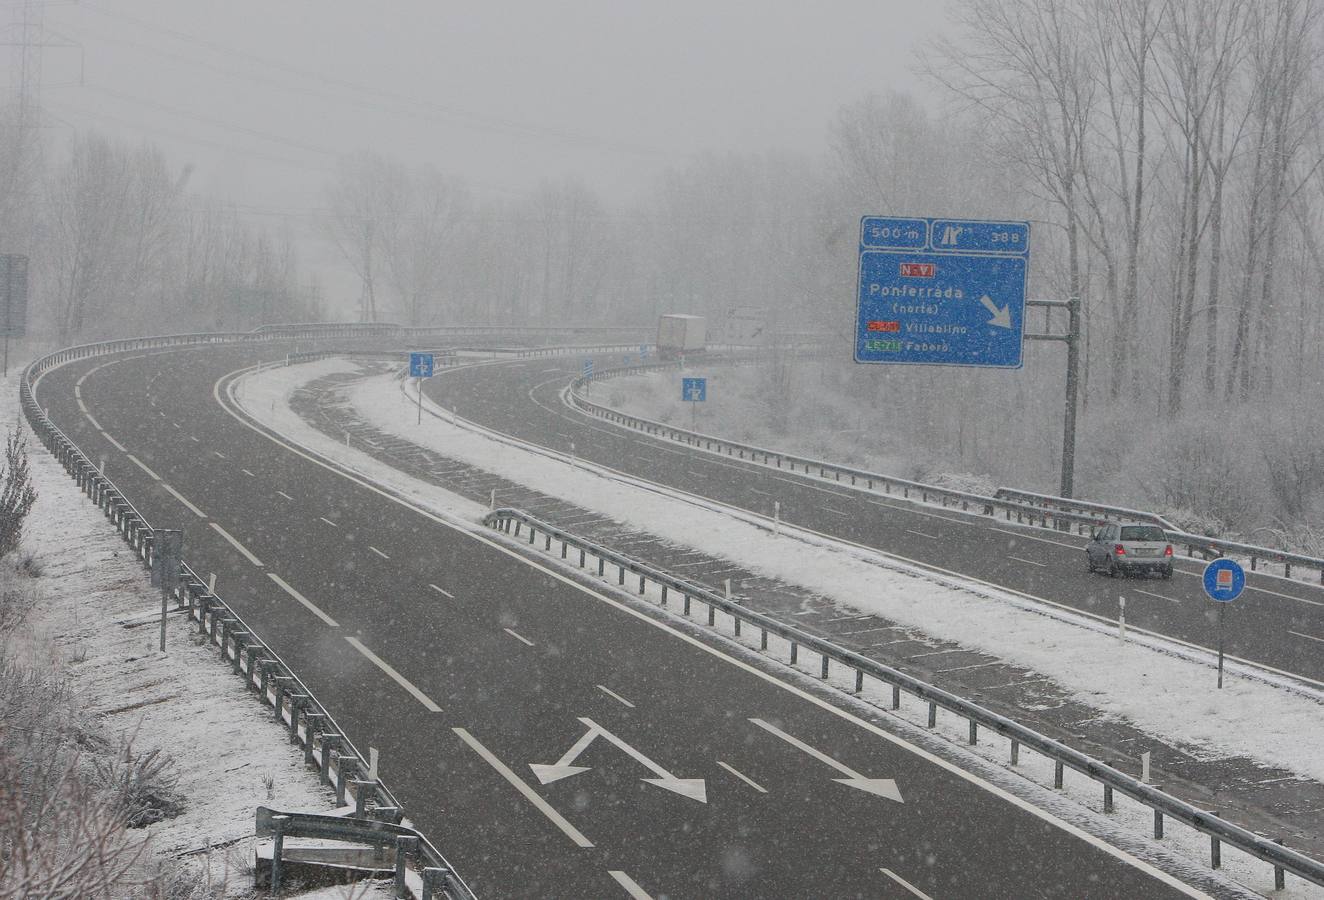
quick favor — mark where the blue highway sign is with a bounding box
[682,377,707,402]
[856,216,1029,368]
[1202,558,1245,602]
[583,358,593,377]
[409,352,434,378]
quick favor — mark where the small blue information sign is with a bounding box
[682,377,707,402]
[409,352,434,378]
[855,215,1030,368]
[1202,558,1245,602]
[583,358,593,378]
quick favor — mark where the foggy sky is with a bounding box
[21,0,950,299]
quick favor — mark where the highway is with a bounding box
[34,344,1236,898]
[423,355,1324,685]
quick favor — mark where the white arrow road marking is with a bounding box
[979,294,1013,329]
[529,726,598,785]
[750,718,903,802]
[529,718,707,802]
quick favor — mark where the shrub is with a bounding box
[0,428,37,559]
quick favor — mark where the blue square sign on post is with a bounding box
[409,352,434,378]
[682,377,707,402]
[855,216,1029,368]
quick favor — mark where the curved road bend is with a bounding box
[37,345,1229,898]
[425,356,1324,684]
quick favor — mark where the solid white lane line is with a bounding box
[209,522,263,567]
[126,454,161,481]
[171,422,180,429]
[369,546,389,560]
[345,637,441,712]
[428,583,454,598]
[161,483,207,518]
[100,431,126,451]
[1289,630,1324,645]
[276,490,294,500]
[1134,589,1179,605]
[823,507,850,516]
[1244,583,1324,608]
[189,435,199,443]
[452,727,594,849]
[213,450,227,459]
[1008,555,1046,567]
[85,413,102,430]
[716,760,767,793]
[905,529,938,540]
[503,627,534,647]
[880,867,933,899]
[608,871,652,899]
[596,684,634,708]
[319,516,338,527]
[935,660,1001,674]
[268,573,339,627]
[242,468,256,477]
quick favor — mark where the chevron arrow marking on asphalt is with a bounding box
[750,717,903,802]
[529,717,707,803]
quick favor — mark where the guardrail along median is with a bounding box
[483,505,1324,893]
[567,361,1324,584]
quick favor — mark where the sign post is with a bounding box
[682,376,706,429]
[1202,558,1245,688]
[855,217,1029,368]
[409,352,434,425]
[151,529,183,653]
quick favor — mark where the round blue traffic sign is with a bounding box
[1202,558,1245,602]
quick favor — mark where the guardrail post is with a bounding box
[638,574,645,594]
[1154,809,1163,838]
[421,867,449,900]
[789,642,798,665]
[617,565,625,585]
[287,694,309,744]
[353,779,377,816]
[926,702,936,728]
[1211,834,1221,869]
[1274,838,1286,889]
[1010,740,1019,766]
[317,735,341,783]
[821,655,829,679]
[707,603,715,626]
[394,835,418,897]
[231,632,250,675]
[968,721,977,745]
[660,585,667,606]
[1103,783,1113,813]
[853,670,863,693]
[892,684,901,710]
[303,713,325,766]
[270,814,289,894]
[760,627,767,650]
[1054,761,1064,789]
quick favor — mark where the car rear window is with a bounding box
[1120,526,1166,541]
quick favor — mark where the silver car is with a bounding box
[1086,522,1173,579]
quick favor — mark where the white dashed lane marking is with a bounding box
[345,637,441,712]
[503,628,534,647]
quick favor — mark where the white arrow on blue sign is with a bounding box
[682,377,706,402]
[409,352,434,378]
[855,216,1029,368]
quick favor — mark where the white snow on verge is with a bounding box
[235,361,1324,788]
[5,366,344,894]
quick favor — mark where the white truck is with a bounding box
[656,314,706,360]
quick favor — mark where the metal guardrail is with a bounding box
[21,331,478,899]
[482,506,1322,892]
[256,807,468,899]
[568,364,1324,585]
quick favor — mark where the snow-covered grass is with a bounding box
[237,360,1324,788]
[2,364,380,899]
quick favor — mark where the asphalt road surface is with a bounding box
[33,345,1234,898]
[423,355,1324,686]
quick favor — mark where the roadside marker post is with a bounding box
[1202,558,1246,688]
[409,352,434,425]
[1117,595,1126,643]
[150,528,183,653]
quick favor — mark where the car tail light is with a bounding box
[1164,545,1173,557]
[1114,544,1126,555]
